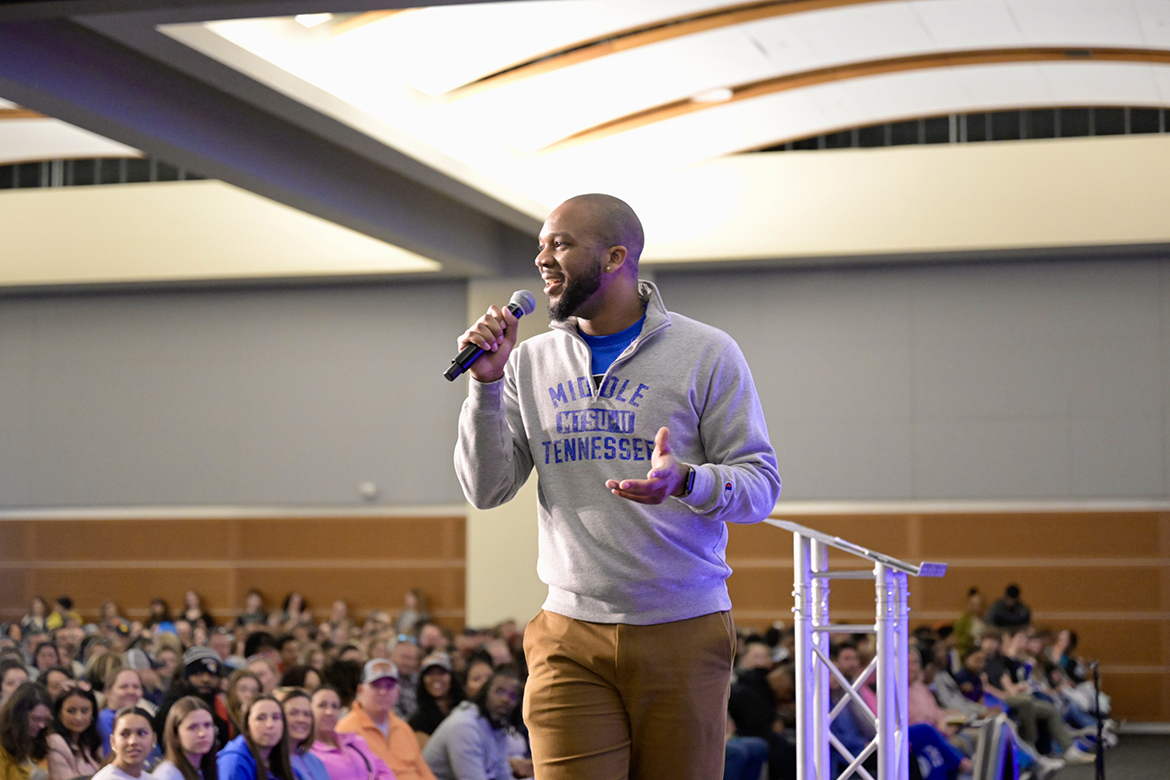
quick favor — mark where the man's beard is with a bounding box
[548,261,602,322]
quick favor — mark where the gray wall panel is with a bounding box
[2,258,1167,507]
[658,258,1168,500]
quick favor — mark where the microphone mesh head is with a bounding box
[510,290,537,316]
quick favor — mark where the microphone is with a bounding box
[444,290,536,381]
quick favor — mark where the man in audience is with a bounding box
[736,638,773,676]
[421,667,523,780]
[417,623,448,655]
[391,638,422,721]
[155,645,230,750]
[986,584,1031,630]
[336,658,436,780]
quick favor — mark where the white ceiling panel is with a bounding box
[1135,0,1170,47]
[1039,61,1165,104]
[952,62,1053,105]
[0,118,140,165]
[1006,0,1143,47]
[353,0,738,96]
[782,2,935,63]
[909,0,1021,49]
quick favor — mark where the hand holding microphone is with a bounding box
[444,290,536,382]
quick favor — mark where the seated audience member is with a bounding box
[278,668,321,694]
[101,602,129,636]
[153,636,183,690]
[245,659,278,697]
[321,661,362,711]
[274,596,308,634]
[986,584,1031,630]
[336,646,365,665]
[296,645,325,674]
[460,656,493,702]
[390,641,421,722]
[723,715,769,780]
[309,687,394,780]
[47,685,103,780]
[236,592,268,630]
[831,641,877,713]
[145,600,176,637]
[275,639,300,676]
[0,682,52,780]
[54,628,84,679]
[181,593,215,633]
[1049,630,1085,685]
[38,669,74,704]
[0,661,30,707]
[85,648,122,695]
[409,654,464,748]
[319,603,352,643]
[728,659,795,780]
[226,671,262,740]
[31,645,60,680]
[421,669,522,780]
[154,696,218,780]
[46,598,82,633]
[395,591,427,639]
[156,648,229,753]
[336,660,435,780]
[91,706,157,780]
[415,626,447,657]
[125,650,166,709]
[983,630,1091,764]
[216,696,293,780]
[20,600,49,637]
[272,689,328,780]
[736,638,773,676]
[100,669,149,748]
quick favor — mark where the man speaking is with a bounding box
[454,193,781,779]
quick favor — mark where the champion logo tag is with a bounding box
[724,482,732,494]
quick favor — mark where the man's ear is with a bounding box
[605,245,629,272]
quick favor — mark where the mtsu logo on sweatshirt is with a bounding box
[541,374,655,465]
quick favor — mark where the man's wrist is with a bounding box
[673,464,695,498]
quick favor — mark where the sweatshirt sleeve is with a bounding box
[454,365,534,510]
[441,720,491,780]
[676,337,781,524]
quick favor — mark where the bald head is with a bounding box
[560,194,644,270]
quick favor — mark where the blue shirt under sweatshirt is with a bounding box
[579,313,645,381]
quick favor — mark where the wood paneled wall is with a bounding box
[0,514,466,631]
[726,509,1170,722]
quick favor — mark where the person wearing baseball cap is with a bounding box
[155,646,230,752]
[336,659,435,780]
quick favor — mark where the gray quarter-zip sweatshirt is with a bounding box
[455,281,781,624]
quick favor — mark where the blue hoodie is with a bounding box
[217,736,265,780]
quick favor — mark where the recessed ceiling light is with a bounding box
[294,13,333,28]
[691,87,734,104]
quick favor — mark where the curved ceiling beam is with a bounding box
[540,47,1170,153]
[441,0,888,101]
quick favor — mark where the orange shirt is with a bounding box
[336,702,436,780]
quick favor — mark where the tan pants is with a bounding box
[522,609,736,780]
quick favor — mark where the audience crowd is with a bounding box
[0,582,1112,780]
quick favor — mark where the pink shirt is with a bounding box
[908,681,945,729]
[310,733,397,780]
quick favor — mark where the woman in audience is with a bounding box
[216,696,293,780]
[295,646,325,674]
[39,669,75,704]
[225,672,262,740]
[307,687,393,780]
[0,661,29,707]
[84,651,122,695]
[271,690,327,780]
[277,669,320,695]
[31,645,60,680]
[461,656,494,701]
[236,593,267,631]
[99,669,146,747]
[47,685,104,780]
[0,682,52,780]
[408,653,463,748]
[154,696,218,780]
[101,602,129,635]
[274,597,306,633]
[92,707,157,780]
[20,601,49,637]
[181,593,215,632]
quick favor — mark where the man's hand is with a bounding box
[457,304,519,383]
[606,426,689,504]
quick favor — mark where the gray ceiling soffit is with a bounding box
[0,1,472,24]
[0,15,538,279]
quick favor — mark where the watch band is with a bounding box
[678,464,696,498]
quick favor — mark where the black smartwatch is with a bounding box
[676,464,696,498]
